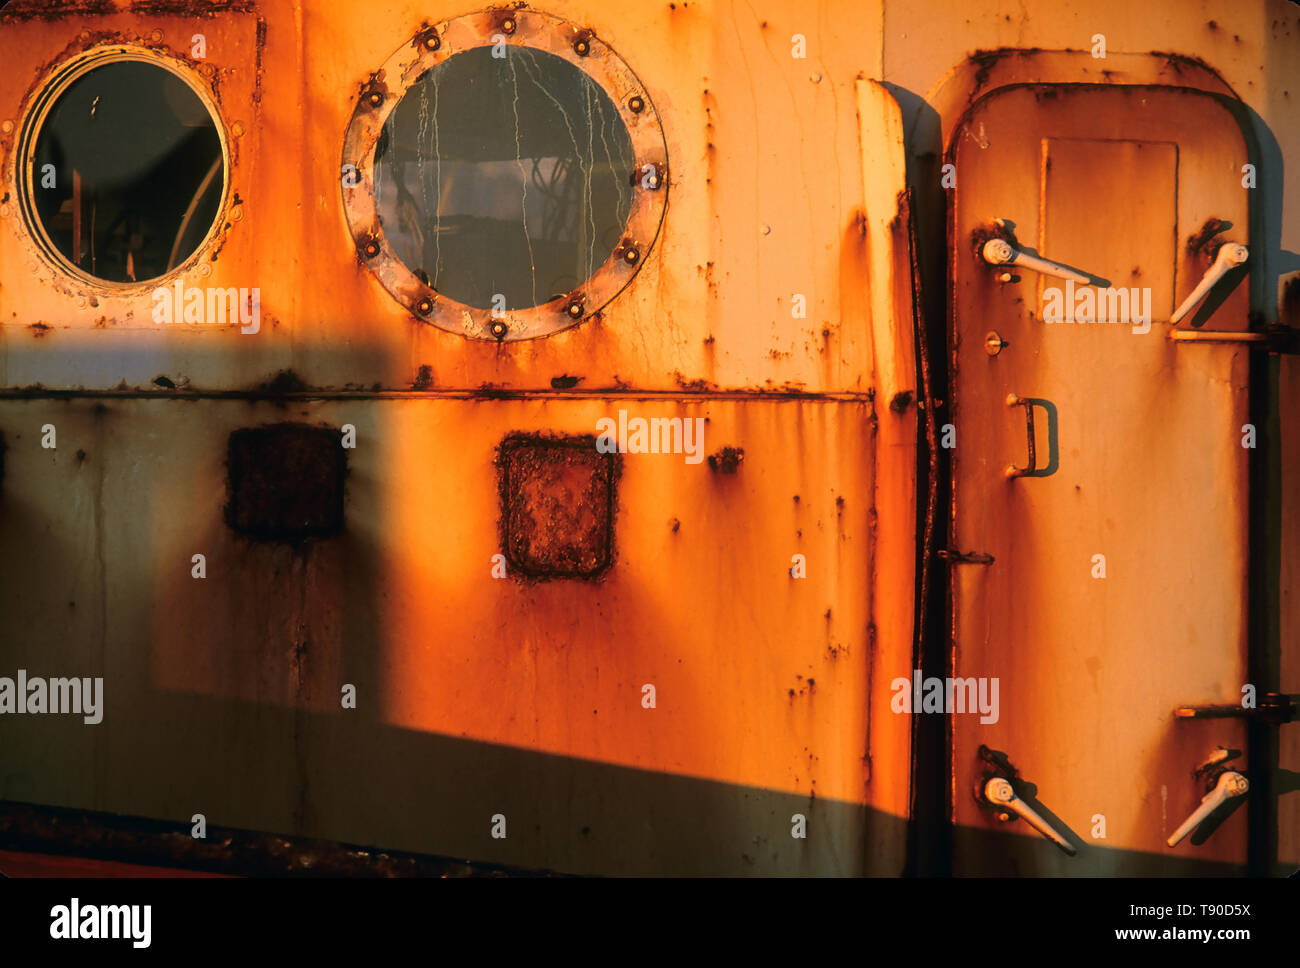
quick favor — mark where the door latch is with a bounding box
[982,238,1090,285]
[1166,771,1248,848]
[1170,242,1248,324]
[983,778,1077,855]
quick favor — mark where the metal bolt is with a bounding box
[362,239,380,259]
[566,301,584,319]
[489,319,508,339]
[628,95,645,113]
[984,331,1007,356]
[622,245,640,265]
[416,297,433,315]
[501,17,516,34]
[573,37,590,56]
[367,90,383,107]
[422,30,441,51]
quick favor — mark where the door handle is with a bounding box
[1004,394,1057,479]
[982,238,1090,284]
[983,778,1077,855]
[1166,771,1248,847]
[1170,242,1248,324]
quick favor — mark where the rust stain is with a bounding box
[257,369,310,394]
[1187,217,1232,254]
[706,446,744,473]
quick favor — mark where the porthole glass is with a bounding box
[374,46,636,311]
[25,59,225,285]
[342,10,668,341]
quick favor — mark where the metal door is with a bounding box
[949,85,1254,873]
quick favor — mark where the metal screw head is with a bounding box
[421,29,441,50]
[501,17,516,34]
[566,301,584,319]
[984,331,1006,356]
[362,239,380,259]
[416,297,433,315]
[622,245,640,265]
[573,37,590,56]
[489,319,508,339]
[367,90,383,107]
[628,95,645,113]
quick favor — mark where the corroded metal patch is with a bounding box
[497,432,618,579]
[225,423,346,541]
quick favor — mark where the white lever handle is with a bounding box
[1166,771,1248,847]
[1170,243,1248,324]
[984,778,1077,855]
[982,238,1090,284]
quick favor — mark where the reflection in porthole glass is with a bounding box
[373,45,636,311]
[30,61,225,284]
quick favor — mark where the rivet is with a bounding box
[566,301,584,319]
[149,28,163,42]
[628,95,645,113]
[197,263,212,278]
[232,121,245,137]
[0,120,13,134]
[416,297,433,315]
[761,224,771,235]
[489,319,508,339]
[231,205,243,222]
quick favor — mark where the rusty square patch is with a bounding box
[225,424,346,542]
[498,433,618,580]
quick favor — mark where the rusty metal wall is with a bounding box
[0,0,916,875]
[0,0,1297,876]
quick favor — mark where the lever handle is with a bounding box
[984,778,1077,855]
[1170,243,1248,324]
[982,238,1090,284]
[1166,771,1248,847]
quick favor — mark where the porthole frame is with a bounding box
[340,8,668,342]
[12,44,233,294]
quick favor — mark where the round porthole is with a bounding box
[341,9,667,341]
[16,48,228,287]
